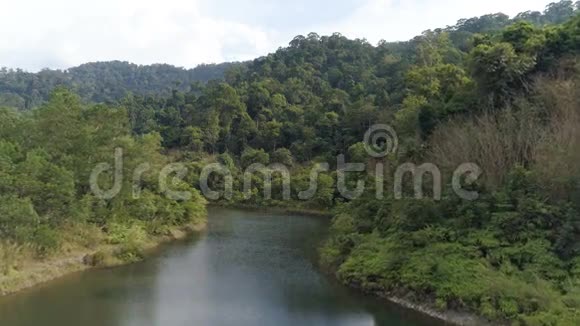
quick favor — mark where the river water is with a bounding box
[0,208,440,326]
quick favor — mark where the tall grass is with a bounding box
[0,242,28,276]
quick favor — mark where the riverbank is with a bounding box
[0,203,327,298]
[0,206,492,325]
[363,286,494,326]
[314,272,494,326]
[0,220,207,297]
[1,206,490,325]
[214,203,333,218]
[383,295,494,326]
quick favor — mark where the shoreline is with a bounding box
[381,293,493,326]
[217,204,489,325]
[324,276,495,326]
[0,221,207,297]
[211,203,333,218]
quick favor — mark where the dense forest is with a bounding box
[0,89,206,277]
[1,0,580,324]
[0,61,239,109]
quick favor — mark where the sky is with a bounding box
[0,0,553,72]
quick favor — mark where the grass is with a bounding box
[0,218,207,296]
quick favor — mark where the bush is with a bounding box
[32,225,60,257]
[107,222,148,262]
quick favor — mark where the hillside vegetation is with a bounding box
[0,1,579,324]
[0,61,238,109]
[116,3,579,324]
[0,90,206,281]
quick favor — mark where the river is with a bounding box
[0,208,441,326]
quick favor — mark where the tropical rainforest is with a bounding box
[1,0,580,325]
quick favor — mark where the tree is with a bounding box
[469,43,535,106]
[544,1,576,24]
[502,21,546,54]
[241,147,270,168]
[514,11,545,26]
[270,148,294,166]
[182,126,204,152]
[0,196,40,242]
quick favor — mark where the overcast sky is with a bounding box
[0,0,552,71]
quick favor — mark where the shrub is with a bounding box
[32,225,60,257]
[107,222,148,262]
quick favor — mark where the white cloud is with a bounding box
[0,0,276,71]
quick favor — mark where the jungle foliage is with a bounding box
[1,1,579,324]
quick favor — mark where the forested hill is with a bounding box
[1,0,577,111]
[126,0,580,152]
[0,0,580,324]
[0,61,241,109]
